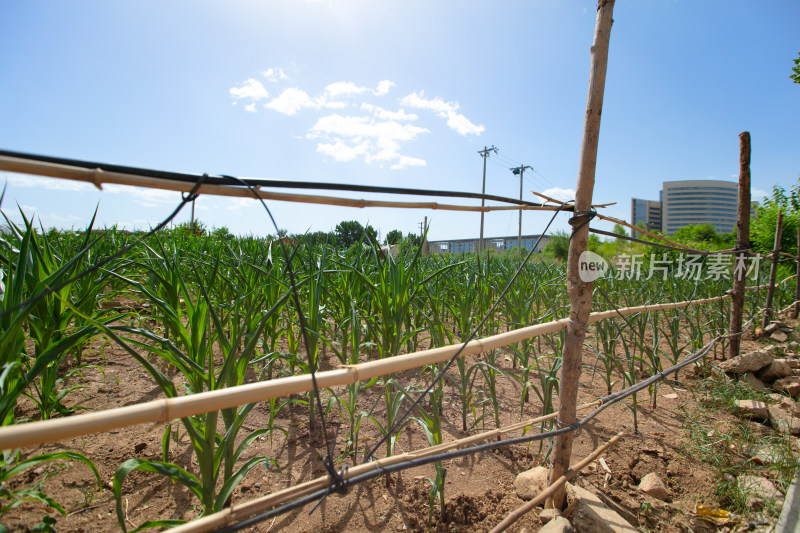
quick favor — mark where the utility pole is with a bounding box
[419,216,428,256]
[511,165,533,257]
[190,197,196,233]
[478,145,498,253]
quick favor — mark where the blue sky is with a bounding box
[1,1,798,241]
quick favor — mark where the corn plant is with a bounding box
[0,449,101,532]
[101,246,290,529]
[0,214,116,423]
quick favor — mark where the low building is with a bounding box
[427,234,551,255]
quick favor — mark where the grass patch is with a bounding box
[680,375,799,518]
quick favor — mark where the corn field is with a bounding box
[0,215,794,532]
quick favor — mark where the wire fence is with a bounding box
[0,151,793,532]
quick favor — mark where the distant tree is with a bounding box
[674,224,717,243]
[791,52,800,84]
[175,219,206,236]
[334,220,377,248]
[298,230,334,248]
[543,230,569,261]
[404,232,422,247]
[385,229,404,245]
[211,226,234,240]
[751,180,800,256]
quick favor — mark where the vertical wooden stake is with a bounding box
[549,0,615,509]
[728,132,751,360]
[794,226,800,318]
[763,209,784,328]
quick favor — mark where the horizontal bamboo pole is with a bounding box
[0,155,562,213]
[593,212,705,254]
[171,400,603,533]
[0,293,738,450]
[489,431,625,533]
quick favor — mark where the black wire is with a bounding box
[0,174,207,320]
[0,149,562,209]
[216,175,344,493]
[363,203,568,463]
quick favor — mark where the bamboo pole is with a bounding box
[593,212,708,254]
[763,209,784,328]
[490,432,625,533]
[171,400,603,533]
[729,131,751,359]
[0,294,738,450]
[550,0,615,510]
[0,155,563,214]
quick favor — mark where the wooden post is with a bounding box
[763,209,784,328]
[549,0,615,509]
[795,226,800,318]
[728,132,751,360]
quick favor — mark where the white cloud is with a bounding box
[400,91,484,136]
[229,73,481,168]
[226,198,255,211]
[317,140,370,162]
[308,113,428,168]
[263,68,289,82]
[104,184,181,208]
[541,187,575,202]
[264,88,324,115]
[391,156,427,170]
[6,205,82,226]
[400,92,455,115]
[310,114,427,142]
[324,81,368,98]
[751,188,768,200]
[446,113,485,136]
[229,78,269,100]
[360,103,417,121]
[4,173,95,192]
[374,80,395,96]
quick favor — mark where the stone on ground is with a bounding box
[734,400,770,420]
[514,466,549,500]
[638,472,670,501]
[540,516,574,533]
[566,483,638,533]
[759,360,794,381]
[773,377,800,398]
[768,405,800,435]
[773,396,800,417]
[738,475,784,509]
[772,331,790,343]
[719,351,772,374]
[539,507,561,523]
[743,372,768,390]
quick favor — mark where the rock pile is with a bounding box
[722,334,800,435]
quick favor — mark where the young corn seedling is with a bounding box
[100,247,290,529]
[0,449,102,532]
[412,366,447,525]
[0,214,117,423]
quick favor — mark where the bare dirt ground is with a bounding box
[4,322,790,533]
